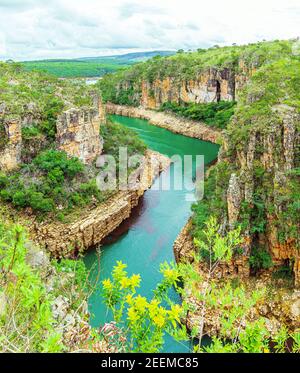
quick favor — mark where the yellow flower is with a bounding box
[149,299,160,308]
[126,294,134,305]
[162,267,179,284]
[120,277,131,289]
[148,299,161,319]
[168,304,182,322]
[134,295,148,312]
[130,274,141,288]
[102,279,113,291]
[116,261,127,270]
[127,307,139,323]
[153,314,165,328]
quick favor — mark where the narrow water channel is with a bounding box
[84,115,219,352]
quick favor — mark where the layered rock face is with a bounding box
[224,104,300,286]
[0,118,22,171]
[118,61,255,110]
[56,106,103,165]
[140,68,237,109]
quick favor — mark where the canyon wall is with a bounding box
[224,104,300,286]
[0,93,106,170]
[56,106,103,165]
[30,150,170,257]
[118,61,255,109]
[0,118,22,171]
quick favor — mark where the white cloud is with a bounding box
[0,0,299,60]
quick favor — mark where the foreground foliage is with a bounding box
[0,222,89,352]
[102,218,300,353]
[101,261,188,352]
[179,218,300,353]
[1,220,299,353]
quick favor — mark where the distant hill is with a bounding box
[80,50,174,61]
[21,50,175,78]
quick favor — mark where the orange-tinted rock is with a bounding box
[0,118,22,171]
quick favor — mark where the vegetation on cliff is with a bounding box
[97,39,294,113]
[160,101,236,129]
[101,120,147,160]
[0,62,94,118]
[192,57,300,282]
[0,63,147,221]
[0,150,105,219]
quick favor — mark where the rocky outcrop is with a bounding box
[227,173,242,229]
[140,68,236,109]
[173,219,195,263]
[0,118,22,171]
[56,106,103,165]
[224,104,300,286]
[106,103,221,144]
[30,150,170,257]
[118,62,256,110]
[55,92,106,165]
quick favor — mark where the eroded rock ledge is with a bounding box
[106,103,221,144]
[30,150,170,257]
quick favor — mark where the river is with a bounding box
[84,114,219,352]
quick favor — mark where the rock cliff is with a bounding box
[56,106,103,165]
[139,66,245,110]
[56,93,105,164]
[0,117,22,171]
[225,103,300,285]
[172,58,300,336]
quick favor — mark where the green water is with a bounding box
[84,115,219,352]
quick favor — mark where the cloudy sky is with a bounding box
[0,0,299,60]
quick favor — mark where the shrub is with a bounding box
[27,191,54,213]
[101,120,147,159]
[40,97,65,140]
[0,150,99,217]
[249,247,273,271]
[160,101,237,130]
[21,125,41,139]
[33,150,84,178]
